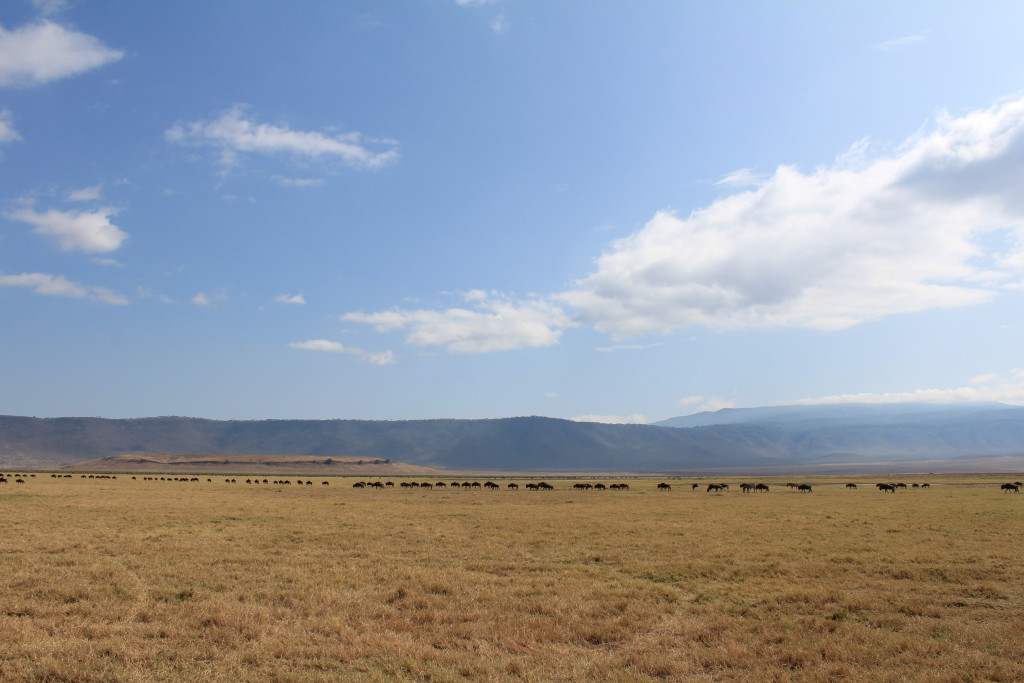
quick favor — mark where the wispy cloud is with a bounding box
[288,339,396,365]
[191,290,227,308]
[714,167,765,188]
[872,32,928,51]
[343,291,573,353]
[0,108,19,143]
[67,184,102,201]
[0,20,122,87]
[273,293,306,305]
[7,205,127,253]
[166,105,398,171]
[595,342,662,352]
[275,177,325,188]
[792,370,1024,407]
[677,395,736,414]
[0,272,127,304]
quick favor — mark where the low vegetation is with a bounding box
[2,473,1022,681]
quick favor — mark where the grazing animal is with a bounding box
[797,484,813,493]
[1001,483,1020,493]
[657,483,672,491]
[525,483,539,491]
[508,483,518,490]
[846,483,858,489]
[706,484,723,493]
[921,483,930,488]
[786,483,798,489]
[484,481,499,490]
[755,483,770,493]
[740,483,754,493]
[435,482,446,488]
[385,481,394,487]
[692,483,699,490]
[877,483,897,493]
[16,478,26,484]
[353,482,365,489]
[322,481,329,486]
[594,483,606,490]
[421,482,433,489]
[537,482,554,490]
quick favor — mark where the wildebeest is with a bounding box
[706,484,723,493]
[322,481,329,486]
[846,483,858,489]
[657,482,672,491]
[507,483,519,490]
[692,483,700,490]
[574,483,592,490]
[755,483,770,493]
[353,482,366,489]
[594,483,606,490]
[740,483,754,493]
[1001,483,1020,493]
[877,483,897,493]
[537,482,554,490]
[797,484,813,493]
[484,481,499,490]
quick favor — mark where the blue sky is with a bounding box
[3,1,1024,423]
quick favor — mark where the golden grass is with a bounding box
[1,473,1023,681]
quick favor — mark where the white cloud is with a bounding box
[32,0,69,16]
[288,339,396,365]
[595,342,662,352]
[0,20,122,87]
[342,292,573,353]
[715,168,765,188]
[872,33,927,51]
[560,95,1024,339]
[793,370,1024,407]
[677,395,736,414]
[571,414,648,425]
[191,290,228,308]
[273,293,306,305]
[166,105,398,171]
[490,14,509,34]
[276,177,325,188]
[67,184,102,201]
[0,272,127,304]
[0,108,19,143]
[7,206,127,253]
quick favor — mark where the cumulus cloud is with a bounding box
[166,105,398,171]
[561,95,1024,338]
[338,94,1024,352]
[342,291,573,353]
[793,370,1024,407]
[0,272,127,304]
[0,108,19,143]
[273,293,306,305]
[288,339,396,366]
[571,414,648,425]
[0,20,122,87]
[7,206,127,253]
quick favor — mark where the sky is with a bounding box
[3,1,1024,423]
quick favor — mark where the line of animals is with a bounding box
[0,475,1021,492]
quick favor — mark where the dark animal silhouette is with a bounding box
[1001,483,1020,493]
[657,482,672,491]
[797,484,812,493]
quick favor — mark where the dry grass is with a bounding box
[1,473,1022,681]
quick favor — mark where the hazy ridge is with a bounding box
[3,403,1024,472]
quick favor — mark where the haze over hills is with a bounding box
[3,403,1024,473]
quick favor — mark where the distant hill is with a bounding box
[3,405,1024,473]
[68,453,444,475]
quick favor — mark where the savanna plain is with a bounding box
[1,473,1022,682]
